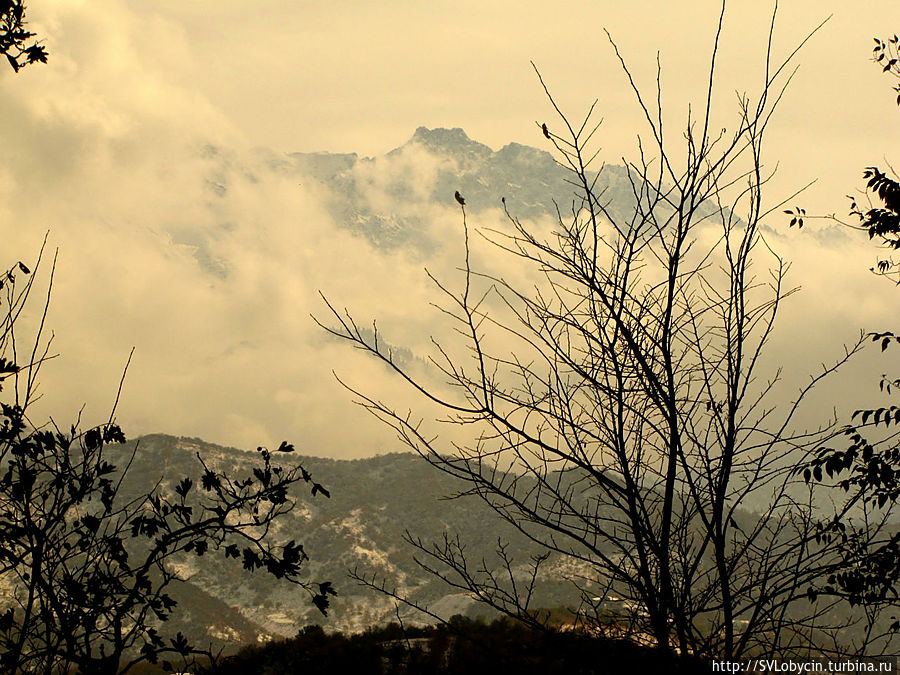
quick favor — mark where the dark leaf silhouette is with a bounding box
[312,592,331,616]
[1,2,47,72]
[174,476,192,498]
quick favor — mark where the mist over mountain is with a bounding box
[4,118,889,458]
[200,126,637,256]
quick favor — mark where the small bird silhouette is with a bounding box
[542,122,550,139]
[454,190,465,206]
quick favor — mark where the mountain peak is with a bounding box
[402,126,493,162]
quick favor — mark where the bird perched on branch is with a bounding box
[542,122,550,139]
[454,190,465,206]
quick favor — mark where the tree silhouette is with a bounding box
[787,36,900,281]
[319,7,893,659]
[0,251,334,674]
[791,32,900,638]
[873,35,900,107]
[1,1,47,72]
[211,616,709,674]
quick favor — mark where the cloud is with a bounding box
[0,0,897,460]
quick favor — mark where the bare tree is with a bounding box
[317,4,895,660]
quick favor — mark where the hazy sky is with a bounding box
[1,0,898,458]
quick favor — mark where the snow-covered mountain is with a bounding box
[199,126,639,255]
[121,435,599,650]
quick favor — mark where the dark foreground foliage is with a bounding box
[210,616,710,675]
[1,1,48,71]
[789,31,900,622]
[0,248,333,673]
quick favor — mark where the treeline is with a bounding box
[204,616,710,675]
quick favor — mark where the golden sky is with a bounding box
[1,0,898,457]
